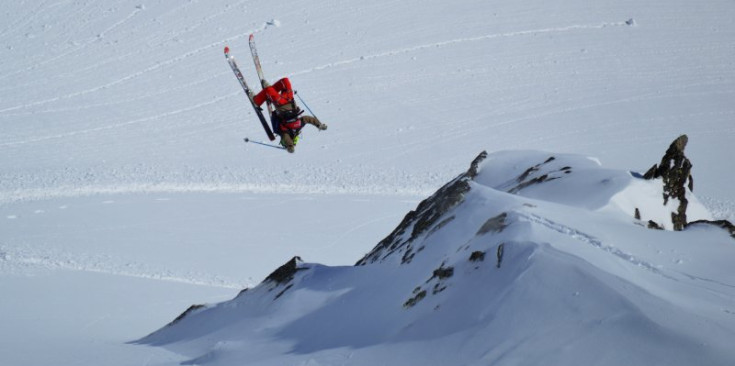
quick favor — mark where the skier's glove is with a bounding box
[318,124,328,131]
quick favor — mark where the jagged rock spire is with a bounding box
[643,134,693,231]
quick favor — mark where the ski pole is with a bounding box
[294,90,319,120]
[243,137,285,150]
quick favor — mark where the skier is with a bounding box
[252,77,327,153]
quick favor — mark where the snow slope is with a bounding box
[137,150,735,366]
[1,0,734,365]
[1,0,734,206]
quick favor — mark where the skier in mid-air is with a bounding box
[252,77,327,153]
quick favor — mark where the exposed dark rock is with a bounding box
[397,216,460,265]
[433,283,447,295]
[356,151,488,265]
[639,136,732,236]
[167,304,205,327]
[508,156,568,194]
[511,174,557,194]
[403,289,427,308]
[688,174,694,192]
[401,246,416,265]
[469,251,486,262]
[274,284,294,300]
[686,220,735,239]
[476,213,508,235]
[517,165,540,183]
[432,266,454,280]
[264,257,308,301]
[643,164,658,180]
[427,215,456,237]
[643,135,693,231]
[265,256,305,284]
[634,208,641,220]
[648,221,664,230]
[497,243,505,268]
[235,288,249,298]
[403,265,456,303]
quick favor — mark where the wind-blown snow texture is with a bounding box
[1,0,734,365]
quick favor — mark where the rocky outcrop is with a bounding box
[642,135,734,238]
[508,157,571,194]
[469,251,486,262]
[647,220,664,230]
[356,151,488,265]
[264,256,307,300]
[166,304,206,327]
[476,213,508,235]
[643,135,693,231]
[265,256,305,284]
[686,220,735,239]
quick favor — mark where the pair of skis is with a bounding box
[224,34,279,145]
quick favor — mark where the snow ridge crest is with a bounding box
[137,139,735,366]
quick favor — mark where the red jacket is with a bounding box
[253,78,294,107]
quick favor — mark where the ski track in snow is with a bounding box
[0,17,673,157]
[0,247,243,289]
[290,21,631,77]
[0,1,103,82]
[0,19,633,148]
[0,1,188,82]
[0,0,252,85]
[518,212,669,276]
[0,0,57,40]
[0,70,231,117]
[486,90,735,133]
[0,24,269,115]
[95,6,146,40]
[1,20,629,113]
[9,5,145,81]
[520,211,735,295]
[0,92,238,147]
[0,47,226,114]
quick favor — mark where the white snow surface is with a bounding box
[1,0,734,365]
[135,151,735,366]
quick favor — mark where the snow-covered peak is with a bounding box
[475,147,714,228]
[136,142,735,366]
[475,150,625,209]
[358,137,718,268]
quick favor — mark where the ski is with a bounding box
[248,33,274,117]
[224,46,275,141]
[244,137,285,150]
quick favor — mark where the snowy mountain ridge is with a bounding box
[137,137,735,366]
[2,0,733,364]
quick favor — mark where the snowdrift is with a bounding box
[136,137,735,366]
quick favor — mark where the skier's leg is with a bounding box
[280,133,295,153]
[301,115,327,130]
